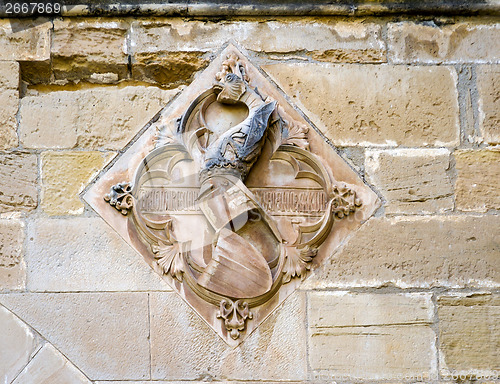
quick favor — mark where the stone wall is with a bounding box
[0,14,499,383]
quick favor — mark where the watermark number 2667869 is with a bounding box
[2,1,62,16]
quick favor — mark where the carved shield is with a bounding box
[83,44,380,346]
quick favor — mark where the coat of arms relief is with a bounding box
[84,45,379,346]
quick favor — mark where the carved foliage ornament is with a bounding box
[84,45,379,346]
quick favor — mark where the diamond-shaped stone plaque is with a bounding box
[83,44,379,346]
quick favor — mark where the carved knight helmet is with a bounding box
[201,100,277,181]
[200,57,277,182]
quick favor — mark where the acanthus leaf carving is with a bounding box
[155,123,179,148]
[282,121,310,150]
[151,220,185,282]
[129,194,188,283]
[282,246,318,284]
[277,104,310,150]
[152,241,185,282]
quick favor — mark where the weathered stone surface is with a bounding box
[304,215,500,289]
[19,86,179,149]
[132,51,209,87]
[19,60,52,84]
[0,61,19,149]
[309,292,436,379]
[303,21,385,63]
[41,151,114,215]
[264,63,459,146]
[130,19,386,62]
[438,293,500,375]
[455,149,500,212]
[0,218,24,268]
[0,18,51,61]
[309,292,434,327]
[0,305,39,383]
[150,292,307,380]
[13,343,91,384]
[20,92,79,149]
[26,217,172,292]
[0,293,150,381]
[0,219,25,291]
[339,147,365,174]
[310,326,436,379]
[0,264,25,292]
[0,152,38,213]
[388,22,500,64]
[52,19,129,81]
[366,149,453,214]
[477,65,500,144]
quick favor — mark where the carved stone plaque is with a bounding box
[83,45,380,346]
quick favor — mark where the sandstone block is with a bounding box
[0,61,19,149]
[132,51,208,87]
[0,18,50,61]
[150,292,307,380]
[12,343,91,384]
[0,152,38,213]
[438,293,500,375]
[130,19,385,63]
[477,65,500,144]
[310,326,436,379]
[264,64,459,146]
[388,22,500,64]
[41,151,114,215]
[0,293,150,380]
[309,292,436,379]
[0,305,39,383]
[19,92,79,148]
[26,217,172,292]
[304,21,386,63]
[52,19,129,81]
[366,149,453,214]
[0,219,25,291]
[455,149,500,212]
[304,215,500,289]
[309,292,433,328]
[19,86,179,149]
